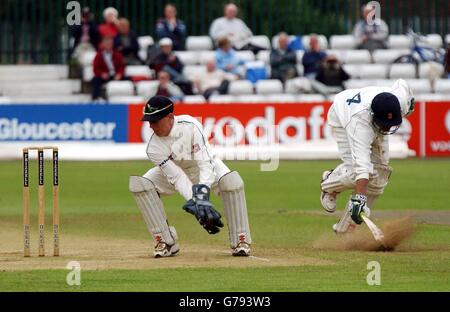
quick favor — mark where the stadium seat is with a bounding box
[344,79,379,89]
[255,79,283,94]
[108,96,145,104]
[339,49,371,64]
[257,50,270,64]
[0,96,11,104]
[236,51,255,62]
[265,94,298,103]
[80,51,96,67]
[329,35,357,49]
[297,94,326,102]
[124,66,153,79]
[325,49,342,60]
[82,66,94,82]
[208,94,236,103]
[418,62,445,79]
[174,51,199,65]
[434,79,450,93]
[182,65,207,80]
[182,95,206,104]
[251,35,271,50]
[347,64,387,79]
[342,64,360,78]
[372,49,409,64]
[296,64,304,76]
[186,36,213,50]
[138,36,154,50]
[136,81,159,97]
[285,77,313,93]
[198,51,216,64]
[415,93,449,101]
[228,80,254,95]
[389,64,416,79]
[235,94,266,103]
[404,79,432,94]
[387,35,412,49]
[106,81,134,98]
[424,34,443,49]
[302,34,328,50]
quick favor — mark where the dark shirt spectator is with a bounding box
[91,36,125,100]
[70,7,100,58]
[302,35,327,78]
[270,32,298,82]
[155,70,184,102]
[99,7,119,38]
[149,38,184,80]
[353,3,389,51]
[316,55,350,88]
[155,4,186,51]
[114,18,141,65]
[445,45,450,78]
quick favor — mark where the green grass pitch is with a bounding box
[0,159,449,291]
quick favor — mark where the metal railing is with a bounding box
[0,0,449,64]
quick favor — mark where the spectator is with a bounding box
[315,55,350,90]
[270,32,298,82]
[302,35,327,79]
[194,58,237,99]
[91,36,125,100]
[215,37,244,76]
[209,3,262,54]
[99,7,119,38]
[156,4,187,51]
[353,3,389,51]
[148,38,185,83]
[445,44,450,78]
[70,7,100,65]
[114,18,141,65]
[155,70,184,102]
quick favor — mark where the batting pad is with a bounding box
[218,171,252,248]
[320,163,356,194]
[129,176,176,245]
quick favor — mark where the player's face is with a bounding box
[149,114,174,137]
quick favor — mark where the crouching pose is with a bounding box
[320,79,414,233]
[129,96,251,257]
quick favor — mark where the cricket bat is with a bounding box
[361,214,386,246]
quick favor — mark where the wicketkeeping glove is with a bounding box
[182,184,224,234]
[349,194,368,225]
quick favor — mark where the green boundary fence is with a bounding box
[0,0,449,64]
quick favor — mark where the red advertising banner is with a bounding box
[127,101,450,157]
[424,102,450,156]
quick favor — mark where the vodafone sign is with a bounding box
[128,103,332,145]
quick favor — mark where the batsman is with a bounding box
[320,79,415,233]
[129,96,251,257]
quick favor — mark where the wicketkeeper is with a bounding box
[320,79,414,233]
[129,96,251,257]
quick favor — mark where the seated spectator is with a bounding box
[99,7,119,38]
[91,36,125,100]
[353,3,389,51]
[209,3,263,54]
[270,32,298,82]
[70,7,100,65]
[156,3,186,51]
[445,44,450,79]
[155,70,184,102]
[194,58,237,100]
[148,38,185,83]
[114,18,141,65]
[315,55,350,89]
[302,35,327,79]
[215,37,244,76]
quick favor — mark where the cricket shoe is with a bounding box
[154,241,180,258]
[320,170,337,213]
[232,242,251,257]
[332,222,356,234]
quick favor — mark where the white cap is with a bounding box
[159,37,173,46]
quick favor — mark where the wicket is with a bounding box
[23,146,59,257]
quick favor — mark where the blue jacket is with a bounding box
[155,18,187,51]
[215,49,244,75]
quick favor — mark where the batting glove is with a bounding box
[349,194,368,225]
